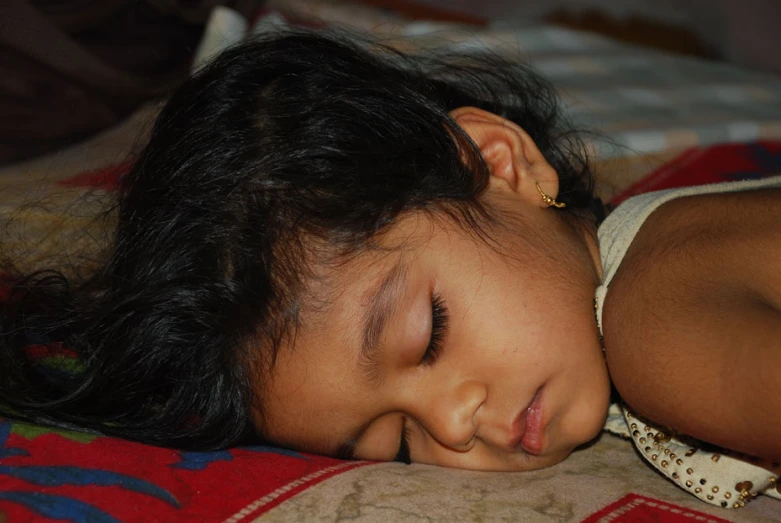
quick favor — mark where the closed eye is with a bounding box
[394,293,448,464]
[421,292,448,365]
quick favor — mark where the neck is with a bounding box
[570,214,603,283]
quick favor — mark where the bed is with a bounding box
[1,1,781,521]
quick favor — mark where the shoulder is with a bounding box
[605,187,781,322]
[602,187,781,460]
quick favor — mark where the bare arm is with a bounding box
[603,188,781,462]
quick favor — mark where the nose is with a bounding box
[422,380,486,450]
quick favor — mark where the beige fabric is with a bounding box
[257,435,781,522]
[595,175,781,508]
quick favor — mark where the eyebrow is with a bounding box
[358,259,408,387]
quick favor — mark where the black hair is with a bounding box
[0,30,596,450]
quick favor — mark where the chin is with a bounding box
[532,447,576,471]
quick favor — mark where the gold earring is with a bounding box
[536,182,566,208]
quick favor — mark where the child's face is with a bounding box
[256,189,611,471]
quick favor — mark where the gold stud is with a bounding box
[645,446,651,453]
[535,183,566,208]
[685,448,697,457]
[685,480,693,488]
[664,449,670,455]
[654,432,671,443]
[686,468,694,475]
[676,459,683,465]
[670,453,676,459]
[644,426,650,432]
[672,472,679,479]
[630,423,637,430]
[725,492,732,499]
[651,454,658,461]
[661,460,668,468]
[707,495,714,501]
[639,437,646,444]
[633,430,640,437]
[712,486,719,493]
[695,487,702,494]
[711,453,721,463]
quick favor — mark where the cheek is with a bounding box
[429,221,594,358]
[436,261,533,361]
[561,362,611,441]
[467,273,594,376]
[355,415,404,461]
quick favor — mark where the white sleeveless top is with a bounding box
[596,175,781,509]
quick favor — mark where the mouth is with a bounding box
[511,385,546,456]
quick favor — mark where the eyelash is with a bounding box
[421,292,448,366]
[394,423,412,464]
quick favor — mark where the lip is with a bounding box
[511,386,546,455]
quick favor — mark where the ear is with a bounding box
[450,106,560,207]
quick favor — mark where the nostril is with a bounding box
[453,433,477,452]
